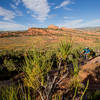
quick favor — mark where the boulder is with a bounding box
[78,56,100,89]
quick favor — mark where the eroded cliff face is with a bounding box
[0,25,78,37]
[48,24,59,30]
[26,28,47,35]
[0,31,26,37]
[27,24,60,36]
[27,26,61,36]
[27,25,75,36]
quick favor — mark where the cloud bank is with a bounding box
[22,0,50,22]
[0,21,26,30]
[58,19,100,28]
[0,6,15,21]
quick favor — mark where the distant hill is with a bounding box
[79,27,100,33]
[0,25,100,50]
[0,25,77,37]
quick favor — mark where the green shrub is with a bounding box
[23,49,52,90]
[0,41,92,100]
[57,41,72,60]
[3,59,16,71]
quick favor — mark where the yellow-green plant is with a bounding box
[69,76,89,100]
[80,80,89,100]
[3,58,16,71]
[0,84,33,100]
[57,41,72,60]
[22,42,90,100]
[23,49,52,100]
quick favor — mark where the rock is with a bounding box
[27,28,47,35]
[61,27,74,31]
[78,56,100,89]
[48,24,59,30]
[61,27,69,31]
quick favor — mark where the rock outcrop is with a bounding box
[48,24,59,30]
[78,56,100,89]
[60,27,77,32]
[26,28,48,35]
[27,27,63,36]
[61,27,71,31]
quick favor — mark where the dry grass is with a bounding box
[0,29,100,50]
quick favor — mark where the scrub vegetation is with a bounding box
[0,41,100,100]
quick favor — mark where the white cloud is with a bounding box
[55,0,71,9]
[48,14,56,19]
[64,16,75,19]
[14,0,21,6]
[63,7,72,11]
[27,10,31,14]
[10,3,17,9]
[65,19,83,27]
[22,0,50,22]
[80,19,100,27]
[58,19,100,28]
[15,10,23,16]
[10,3,23,16]
[0,6,15,21]
[0,21,26,30]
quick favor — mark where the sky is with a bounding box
[0,0,100,30]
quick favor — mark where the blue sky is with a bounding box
[0,0,100,30]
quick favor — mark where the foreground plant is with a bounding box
[0,84,32,100]
[23,42,73,100]
[23,42,89,100]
